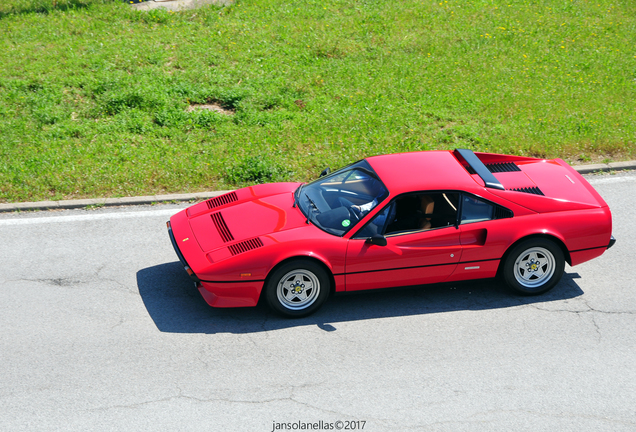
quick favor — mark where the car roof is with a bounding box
[365,150,479,195]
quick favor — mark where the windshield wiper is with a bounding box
[303,192,320,225]
[293,184,303,208]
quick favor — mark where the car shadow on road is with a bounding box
[137,261,585,334]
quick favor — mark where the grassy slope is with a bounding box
[0,0,635,202]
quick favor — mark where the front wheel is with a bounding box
[503,238,565,295]
[265,260,331,318]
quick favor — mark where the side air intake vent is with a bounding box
[211,212,234,242]
[485,162,521,173]
[206,192,238,210]
[509,187,545,196]
[494,206,513,219]
[228,238,264,256]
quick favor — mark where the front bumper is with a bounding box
[167,221,200,283]
[197,281,263,308]
[168,221,262,308]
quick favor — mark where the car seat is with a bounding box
[419,195,435,229]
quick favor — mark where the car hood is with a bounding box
[186,183,308,253]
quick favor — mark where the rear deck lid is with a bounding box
[455,150,607,212]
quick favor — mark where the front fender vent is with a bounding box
[206,191,238,210]
[509,186,545,196]
[211,212,234,242]
[486,162,521,173]
[228,237,264,256]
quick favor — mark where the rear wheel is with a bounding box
[503,238,565,295]
[265,260,330,318]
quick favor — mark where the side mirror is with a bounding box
[319,167,331,177]
[365,234,387,247]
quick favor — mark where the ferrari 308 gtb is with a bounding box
[167,149,615,317]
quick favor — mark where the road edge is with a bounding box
[1,161,635,213]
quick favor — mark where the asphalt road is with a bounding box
[1,172,635,432]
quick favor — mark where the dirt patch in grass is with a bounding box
[186,103,234,115]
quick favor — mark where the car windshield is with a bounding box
[295,160,389,236]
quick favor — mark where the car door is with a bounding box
[344,192,462,291]
[450,193,514,281]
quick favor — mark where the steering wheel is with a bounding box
[349,205,362,221]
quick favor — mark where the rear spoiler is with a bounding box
[454,149,505,190]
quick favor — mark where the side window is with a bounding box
[460,195,494,224]
[354,204,394,239]
[355,192,459,238]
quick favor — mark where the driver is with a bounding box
[338,197,377,219]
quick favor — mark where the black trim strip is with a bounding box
[570,245,608,253]
[167,224,201,283]
[344,258,500,276]
[199,279,265,284]
[201,258,504,282]
[455,149,505,190]
[167,226,188,268]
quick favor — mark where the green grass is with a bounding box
[1,0,635,202]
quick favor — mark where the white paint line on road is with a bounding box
[586,174,636,185]
[0,209,181,226]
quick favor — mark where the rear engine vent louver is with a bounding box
[485,162,521,173]
[464,162,521,175]
[228,238,264,256]
[206,192,238,210]
[509,187,545,196]
[211,212,234,242]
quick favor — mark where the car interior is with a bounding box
[385,192,459,235]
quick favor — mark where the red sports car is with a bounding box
[167,149,615,317]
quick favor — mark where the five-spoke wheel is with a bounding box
[503,238,565,295]
[265,260,330,318]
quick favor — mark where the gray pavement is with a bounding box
[0,171,635,431]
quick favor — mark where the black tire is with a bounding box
[265,260,331,318]
[503,238,565,295]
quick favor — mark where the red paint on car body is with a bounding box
[168,150,613,313]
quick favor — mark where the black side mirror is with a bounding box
[319,167,331,177]
[365,234,387,247]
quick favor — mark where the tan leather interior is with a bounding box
[419,195,434,229]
